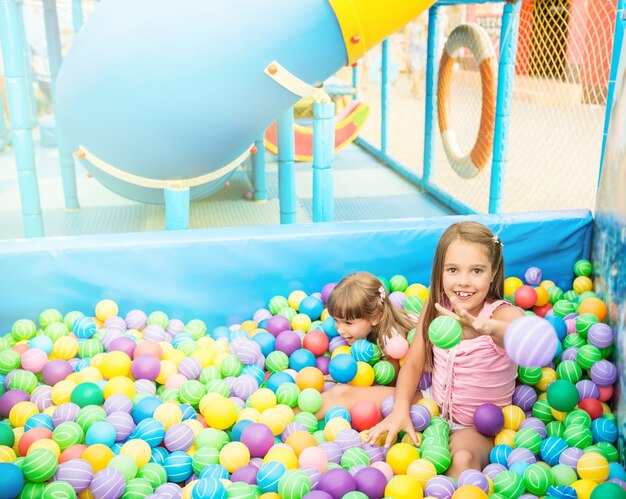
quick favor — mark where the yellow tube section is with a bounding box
[329,0,437,64]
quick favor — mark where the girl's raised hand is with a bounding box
[365,409,418,448]
[434,299,492,337]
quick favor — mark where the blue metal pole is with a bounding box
[312,101,335,222]
[276,107,296,224]
[381,38,389,154]
[0,0,44,237]
[43,0,79,209]
[72,0,84,34]
[598,1,626,184]
[164,187,190,230]
[352,63,359,101]
[15,0,38,127]
[423,6,440,186]
[489,0,521,214]
[252,135,267,201]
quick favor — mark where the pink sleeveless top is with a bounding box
[430,300,517,426]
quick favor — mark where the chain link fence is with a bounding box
[356,0,617,214]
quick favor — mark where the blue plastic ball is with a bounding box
[328,354,358,383]
[131,418,165,447]
[298,296,324,321]
[86,421,117,447]
[252,332,276,357]
[29,336,53,355]
[0,463,24,498]
[192,477,226,499]
[325,406,351,424]
[132,396,162,423]
[179,404,197,421]
[257,461,286,493]
[321,317,339,338]
[242,364,265,385]
[212,327,231,341]
[266,372,294,393]
[350,339,375,363]
[163,450,193,482]
[289,349,316,371]
[545,315,568,341]
[230,419,254,442]
[199,464,230,480]
[150,446,169,465]
[72,316,96,339]
[489,444,512,467]
[591,417,617,443]
[540,436,569,466]
[24,413,54,432]
[547,484,577,499]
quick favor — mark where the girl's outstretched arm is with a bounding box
[365,306,428,448]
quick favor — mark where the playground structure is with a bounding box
[1,0,626,489]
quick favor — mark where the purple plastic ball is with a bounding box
[389,291,407,308]
[519,417,547,438]
[42,360,73,386]
[52,402,80,426]
[317,468,357,499]
[30,386,52,411]
[125,310,147,330]
[318,442,342,464]
[253,309,272,324]
[576,379,600,401]
[130,354,161,380]
[265,315,291,337]
[240,423,274,458]
[473,403,504,436]
[587,323,613,348]
[0,389,30,418]
[142,325,166,342]
[424,475,457,499]
[321,283,337,304]
[328,336,349,353]
[483,463,507,480]
[103,394,133,415]
[54,458,94,493]
[106,411,135,442]
[524,267,543,286]
[354,466,387,499]
[303,492,333,499]
[409,404,431,431]
[381,396,394,418]
[166,319,185,336]
[316,356,330,375]
[90,467,126,499]
[590,360,618,386]
[513,385,538,411]
[418,371,432,390]
[558,446,584,469]
[561,347,579,362]
[458,469,489,493]
[275,331,302,356]
[334,429,361,452]
[107,336,136,357]
[507,447,536,466]
[504,316,558,367]
[164,423,194,452]
[361,444,384,464]
[177,357,202,380]
[230,464,258,484]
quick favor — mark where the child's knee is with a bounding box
[451,449,478,470]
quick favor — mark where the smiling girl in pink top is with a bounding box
[367,221,524,477]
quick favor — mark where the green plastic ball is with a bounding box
[428,316,462,349]
[547,379,580,412]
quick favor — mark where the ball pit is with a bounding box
[0,261,620,499]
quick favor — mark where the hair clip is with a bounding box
[378,286,386,303]
[492,235,503,247]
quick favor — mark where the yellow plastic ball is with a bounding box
[163,349,186,366]
[452,485,488,499]
[262,445,298,469]
[504,277,524,298]
[90,353,106,371]
[51,380,76,405]
[181,480,198,499]
[407,458,437,487]
[291,314,312,332]
[0,445,16,463]
[153,402,183,430]
[99,351,131,379]
[28,438,61,459]
[285,431,317,457]
[198,393,222,415]
[196,336,215,349]
[384,474,424,499]
[239,320,257,334]
[259,494,281,499]
[320,309,330,321]
[104,376,136,400]
[191,348,215,367]
[502,405,525,430]
[534,286,550,307]
[9,401,38,428]
[288,290,307,310]
[330,346,351,358]
[551,407,567,422]
[202,396,238,430]
[12,427,23,454]
[573,276,593,294]
[536,367,557,392]
[570,479,597,499]
[219,441,251,473]
[258,408,288,436]
[53,336,78,360]
[386,443,420,475]
[324,417,351,442]
[539,279,556,289]
[349,362,375,387]
[65,372,82,385]
[417,397,440,417]
[82,443,114,472]
[576,452,609,483]
[405,283,429,302]
[155,360,178,385]
[119,438,151,468]
[248,388,277,412]
[494,428,517,447]
[275,404,294,421]
[237,408,261,423]
[211,341,231,357]
[183,419,204,437]
[43,406,56,417]
[78,366,103,383]
[95,299,118,322]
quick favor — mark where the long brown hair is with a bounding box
[326,272,416,349]
[421,222,505,369]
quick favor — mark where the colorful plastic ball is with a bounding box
[163,450,193,483]
[352,466,387,499]
[547,380,579,412]
[384,474,423,499]
[277,469,312,499]
[41,359,73,386]
[299,296,324,321]
[577,452,609,483]
[69,382,103,408]
[130,354,161,381]
[328,354,358,383]
[20,348,48,374]
[386,443,420,475]
[349,401,382,432]
[473,403,504,436]
[55,458,94,492]
[515,285,538,309]
[385,336,410,359]
[590,481,626,499]
[579,398,604,420]
[591,418,617,443]
[504,316,558,367]
[428,316,462,349]
[590,360,618,386]
[317,467,357,498]
[301,329,328,357]
[90,467,126,499]
[577,298,607,322]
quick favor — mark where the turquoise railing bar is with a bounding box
[277,107,296,224]
[312,101,335,222]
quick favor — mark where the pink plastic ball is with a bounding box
[299,446,328,473]
[513,285,538,309]
[370,461,393,480]
[42,359,73,385]
[164,373,188,390]
[20,348,48,373]
[108,336,136,357]
[385,336,409,359]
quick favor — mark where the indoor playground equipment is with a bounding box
[263,99,370,162]
[53,0,432,206]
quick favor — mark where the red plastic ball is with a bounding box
[18,427,52,456]
[598,385,613,402]
[514,285,538,309]
[303,329,329,357]
[533,303,553,318]
[350,401,382,431]
[578,397,604,420]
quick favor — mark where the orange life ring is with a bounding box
[437,23,497,178]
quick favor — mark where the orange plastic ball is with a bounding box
[578,297,607,322]
[133,341,163,359]
[295,367,325,392]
